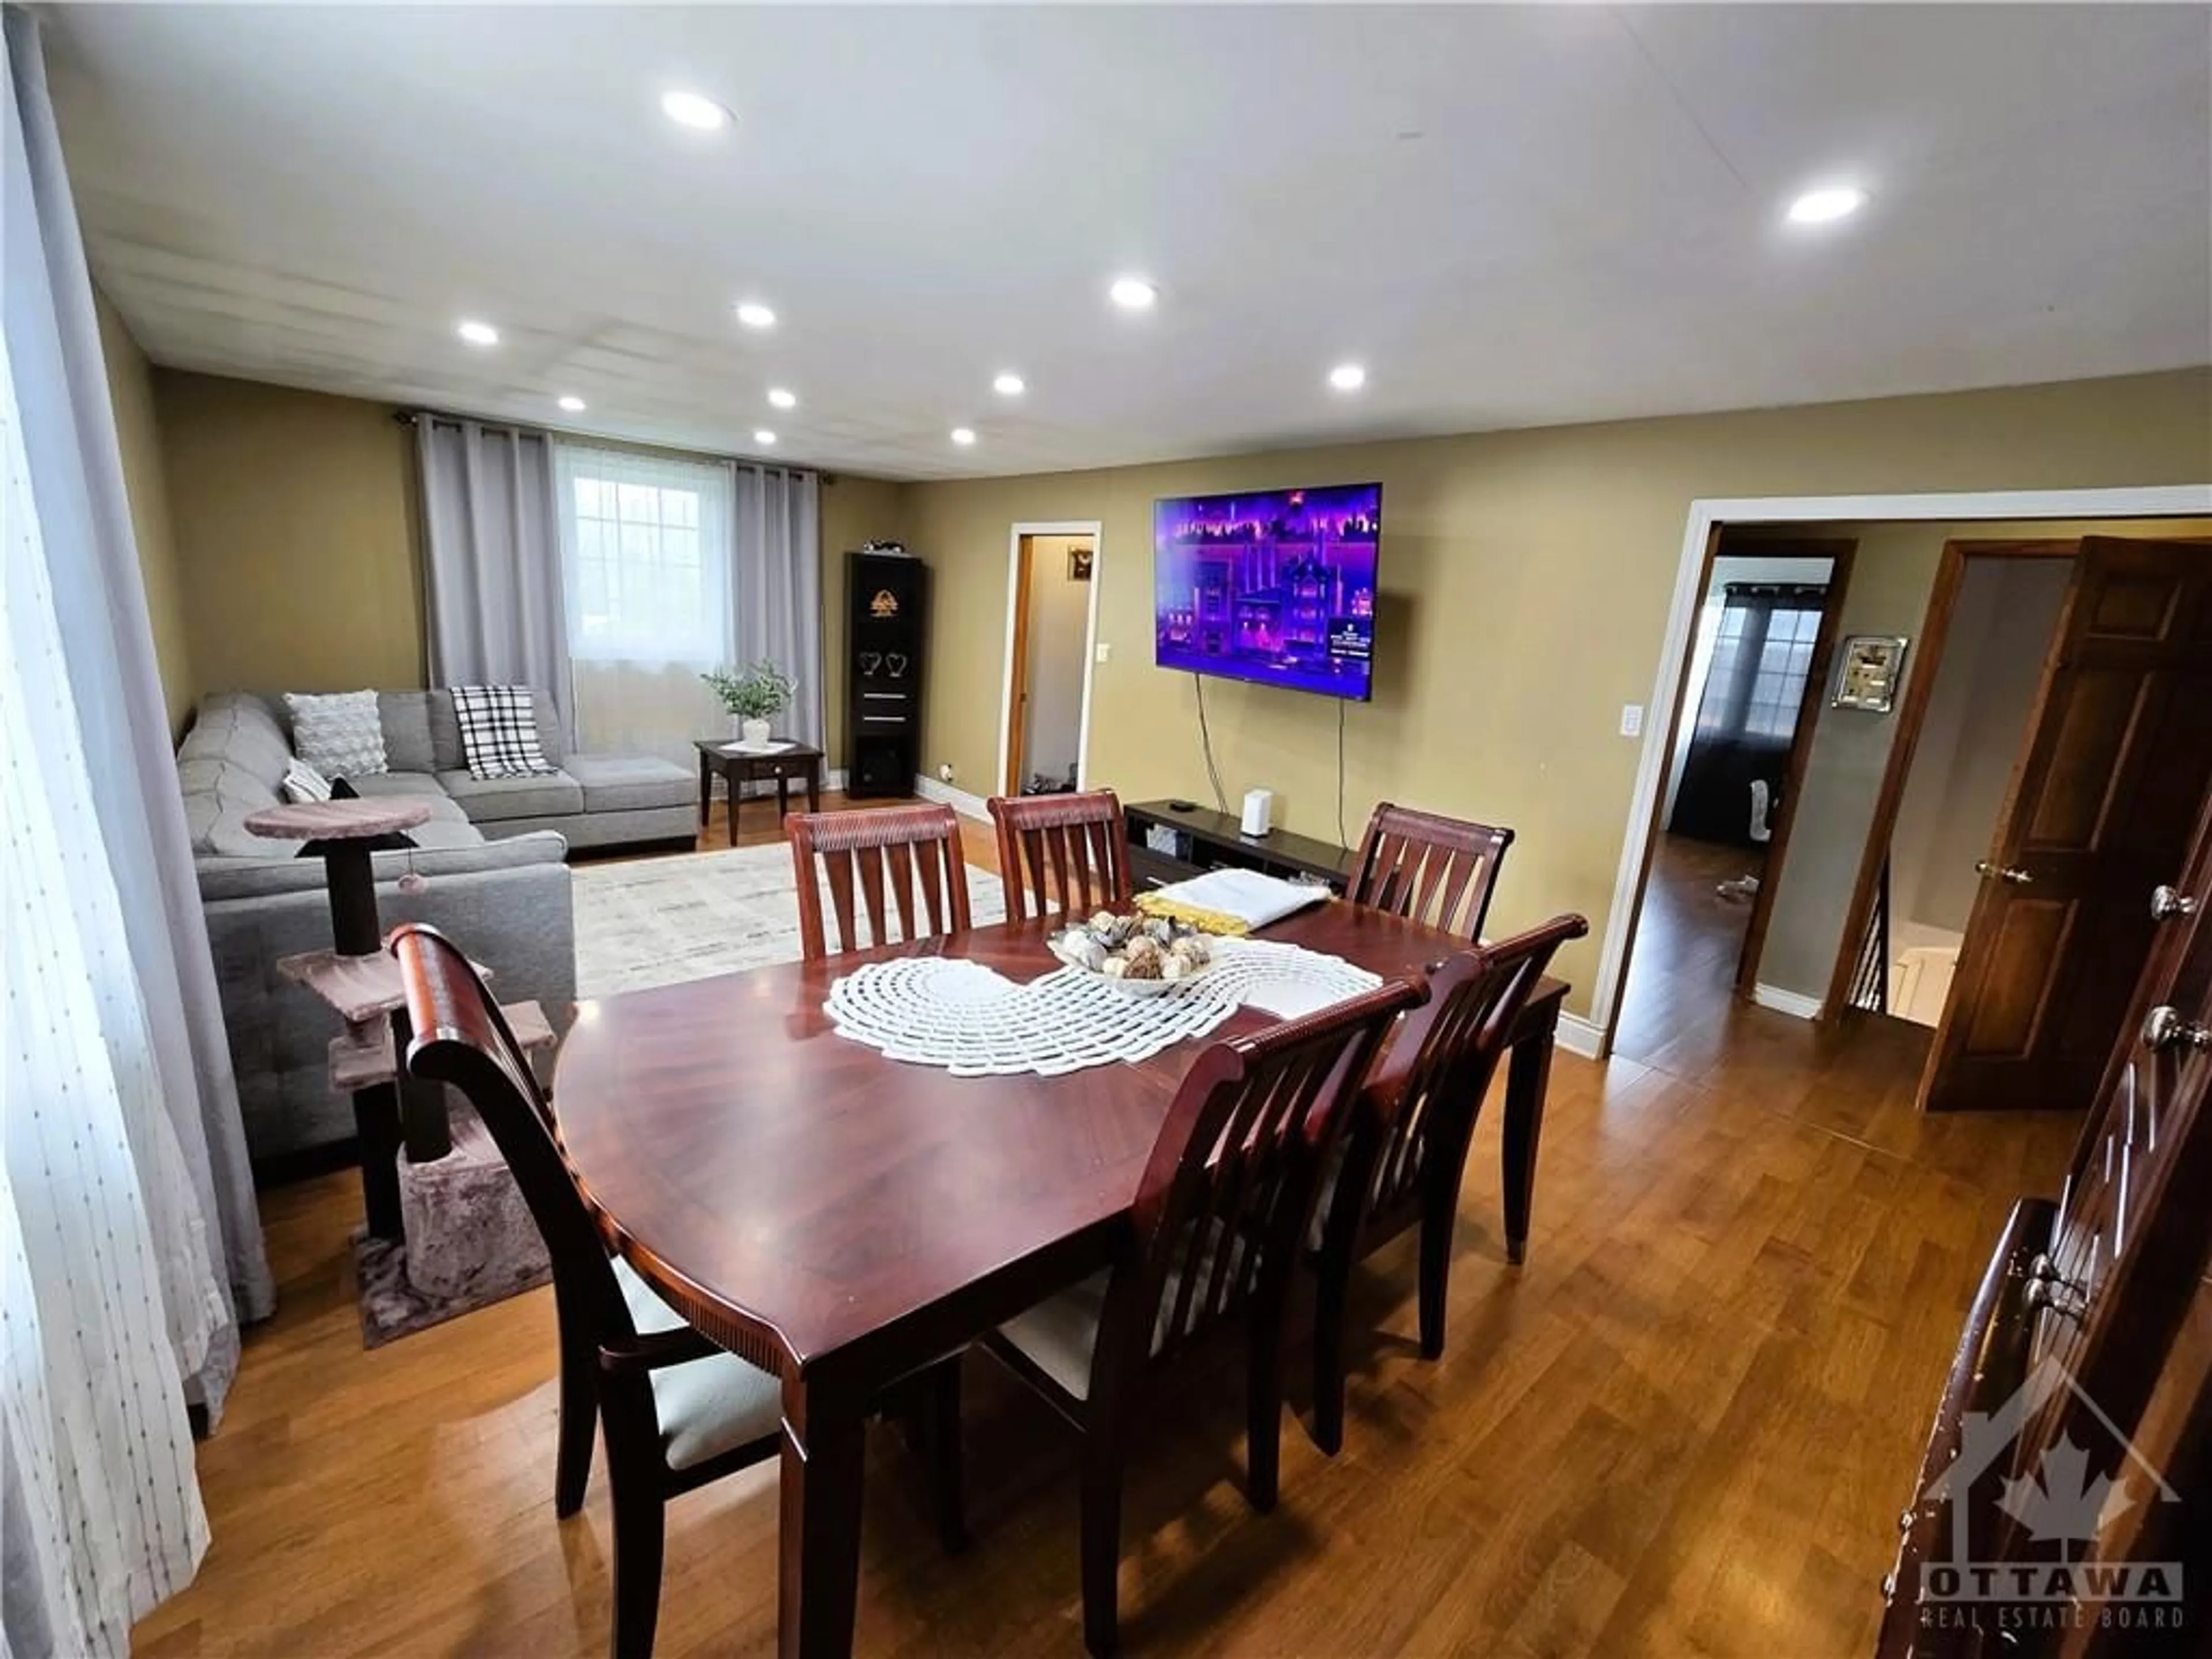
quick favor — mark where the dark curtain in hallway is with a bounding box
[1670,582,1827,847]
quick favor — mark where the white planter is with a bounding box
[740,717,774,746]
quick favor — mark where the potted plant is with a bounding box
[701,660,797,745]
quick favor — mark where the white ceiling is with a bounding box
[46,5,2212,482]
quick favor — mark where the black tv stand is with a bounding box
[1124,800,1357,895]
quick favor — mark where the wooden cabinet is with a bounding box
[844,552,927,798]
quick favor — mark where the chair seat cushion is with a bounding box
[436,768,584,823]
[565,753,695,815]
[998,1224,1256,1403]
[612,1257,783,1470]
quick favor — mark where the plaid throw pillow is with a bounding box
[452,685,556,779]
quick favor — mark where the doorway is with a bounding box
[997,520,1103,798]
[1823,533,2212,1112]
[1611,536,1852,1066]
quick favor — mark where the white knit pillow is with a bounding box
[285,690,387,778]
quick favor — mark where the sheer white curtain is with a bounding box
[2,312,213,1658]
[554,444,735,770]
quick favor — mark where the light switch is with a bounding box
[1095,642,1112,664]
[1619,703,1644,737]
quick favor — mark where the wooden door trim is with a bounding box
[1819,538,2080,1018]
[1729,540,1859,998]
[1003,538,1035,794]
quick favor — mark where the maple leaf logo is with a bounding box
[1998,1434,2137,1548]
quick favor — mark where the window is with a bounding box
[1691,584,1826,743]
[554,445,734,664]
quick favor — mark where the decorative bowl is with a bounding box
[1048,912,1220,997]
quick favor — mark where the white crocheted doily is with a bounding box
[824,939,1382,1077]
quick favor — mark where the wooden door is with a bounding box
[1921,537,2212,1112]
[1003,539,1035,794]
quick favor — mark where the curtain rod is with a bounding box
[393,407,835,483]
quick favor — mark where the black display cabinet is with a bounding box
[844,551,927,797]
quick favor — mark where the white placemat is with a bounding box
[824,939,1383,1077]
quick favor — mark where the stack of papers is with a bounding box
[1136,868,1331,934]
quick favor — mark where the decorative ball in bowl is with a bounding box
[1048,911,1218,997]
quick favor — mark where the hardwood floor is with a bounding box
[137,820,2082,1658]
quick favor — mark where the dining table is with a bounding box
[552,900,1569,1659]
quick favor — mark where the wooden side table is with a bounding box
[694,738,825,846]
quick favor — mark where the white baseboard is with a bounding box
[1752,983,1824,1021]
[912,774,990,822]
[1555,1013,1605,1059]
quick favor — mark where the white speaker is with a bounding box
[1241,787,1274,838]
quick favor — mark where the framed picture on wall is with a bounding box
[1067,544,1094,582]
[1832,634,1908,712]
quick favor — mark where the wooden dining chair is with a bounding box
[975,975,1426,1657]
[787,803,973,960]
[391,922,963,1659]
[1347,802,1516,942]
[1308,913,1588,1455]
[987,789,1133,922]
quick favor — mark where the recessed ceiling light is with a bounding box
[753,429,778,446]
[1786,185,1868,225]
[456,319,499,346]
[1328,363,1367,392]
[1108,276,1157,310]
[950,427,978,446]
[993,372,1026,397]
[734,301,777,329]
[660,90,729,132]
[767,387,797,410]
[556,395,586,413]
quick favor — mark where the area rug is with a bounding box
[573,842,1007,998]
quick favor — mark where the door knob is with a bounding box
[2141,1005,2212,1054]
[1976,861,2033,885]
[2150,885,2199,922]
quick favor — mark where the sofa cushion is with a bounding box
[193,827,562,904]
[287,690,388,777]
[379,692,437,775]
[179,756,284,855]
[437,768,584,823]
[563,753,694,815]
[342,771,472,825]
[429,687,566,771]
[180,693,294,791]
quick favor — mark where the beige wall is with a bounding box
[1889,559,2072,936]
[154,370,427,696]
[1754,514,2212,1002]
[900,370,2212,1016]
[96,294,194,735]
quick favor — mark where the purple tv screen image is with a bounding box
[1154,483,1381,700]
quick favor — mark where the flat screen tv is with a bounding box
[1153,482,1381,700]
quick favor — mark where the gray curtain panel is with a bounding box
[4,7,271,1373]
[418,418,574,743]
[732,464,824,750]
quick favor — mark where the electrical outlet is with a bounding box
[1619,703,1644,738]
[1095,642,1112,664]
[937,762,954,782]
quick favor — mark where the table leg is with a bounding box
[806,760,821,814]
[729,766,743,849]
[778,768,791,821]
[1500,1001,1559,1267]
[354,1082,404,1239]
[698,751,713,831]
[778,1377,867,1659]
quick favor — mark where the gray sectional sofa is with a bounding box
[179,690,692,1166]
